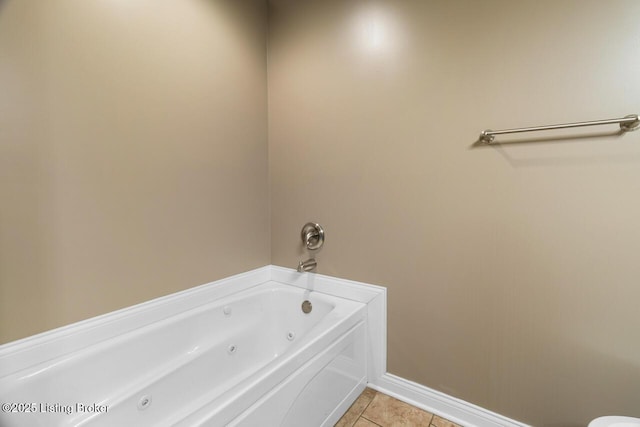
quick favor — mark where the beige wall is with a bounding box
[0,0,270,343]
[3,1,640,425]
[268,1,640,426]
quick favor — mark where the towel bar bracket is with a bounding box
[620,114,640,132]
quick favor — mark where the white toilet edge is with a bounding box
[589,416,640,427]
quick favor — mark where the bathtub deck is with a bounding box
[335,388,463,427]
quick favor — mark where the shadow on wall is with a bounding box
[520,337,640,427]
[570,341,640,425]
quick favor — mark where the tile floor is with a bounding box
[335,388,463,427]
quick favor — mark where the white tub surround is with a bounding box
[0,266,385,427]
[0,266,529,427]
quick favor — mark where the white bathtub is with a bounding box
[0,280,367,427]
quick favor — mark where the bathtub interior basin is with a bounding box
[0,281,367,427]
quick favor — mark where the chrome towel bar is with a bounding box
[480,114,640,144]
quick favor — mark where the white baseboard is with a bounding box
[370,373,530,427]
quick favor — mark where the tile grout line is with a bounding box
[359,410,435,427]
[360,390,376,414]
[341,389,378,427]
[342,389,461,427]
[359,415,384,427]
[353,390,378,427]
[427,412,435,425]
